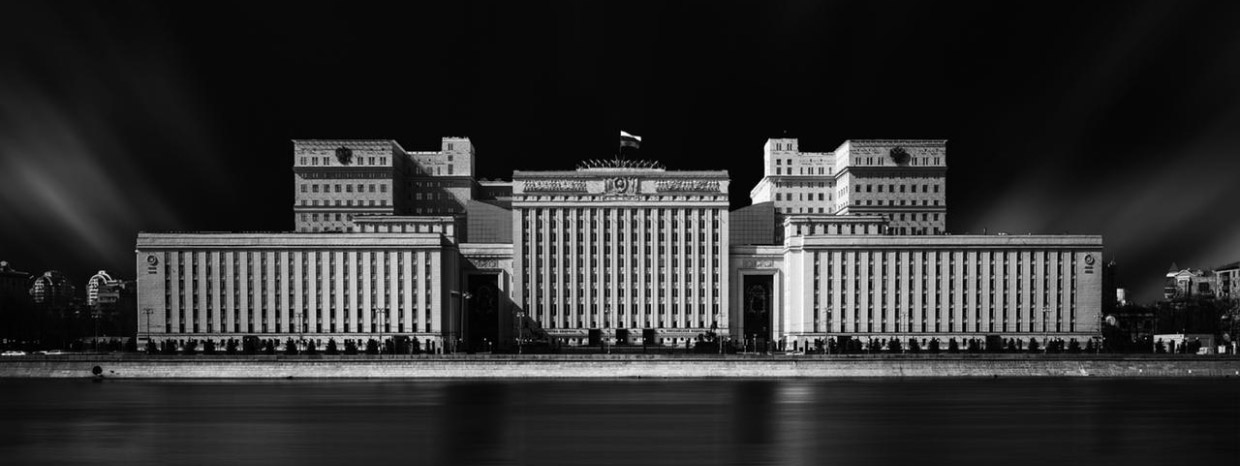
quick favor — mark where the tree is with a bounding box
[1068,339,1082,353]
[907,338,920,353]
[226,339,238,355]
[888,337,902,353]
[410,337,422,355]
[326,339,340,355]
[1083,339,1094,353]
[161,340,178,355]
[1220,300,1240,347]
[263,340,276,355]
[966,339,981,353]
[1155,338,1166,354]
[146,340,158,355]
[243,338,258,355]
[344,340,359,355]
[1028,338,1041,353]
[384,338,396,355]
[365,339,380,355]
[285,338,299,355]
[124,338,137,353]
[203,339,216,355]
[1006,338,1017,353]
[182,339,199,355]
[947,338,959,353]
[928,339,941,353]
[305,340,318,355]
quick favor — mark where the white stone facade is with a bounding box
[511,167,731,344]
[135,233,458,349]
[136,135,1102,349]
[752,138,947,234]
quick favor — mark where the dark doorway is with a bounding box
[467,274,500,351]
[743,275,773,351]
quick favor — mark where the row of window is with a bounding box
[774,166,831,175]
[300,156,388,166]
[808,250,1078,333]
[301,183,388,194]
[779,207,841,214]
[854,183,940,194]
[300,199,390,207]
[776,192,833,202]
[852,199,941,207]
[515,303,723,330]
[164,318,434,335]
[854,156,942,166]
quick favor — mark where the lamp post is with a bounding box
[92,307,100,353]
[381,307,390,356]
[451,290,472,354]
[294,311,303,352]
[373,307,384,357]
[142,308,153,352]
[514,310,525,355]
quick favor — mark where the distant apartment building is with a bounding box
[1163,262,1240,301]
[1215,261,1239,301]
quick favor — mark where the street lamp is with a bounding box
[142,308,153,352]
[373,307,387,357]
[381,307,390,356]
[514,309,525,355]
[294,311,302,351]
[451,290,472,354]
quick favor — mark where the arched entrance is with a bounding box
[466,274,500,351]
[743,275,773,352]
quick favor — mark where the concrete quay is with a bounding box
[2,354,1239,378]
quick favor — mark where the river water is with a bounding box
[0,378,1236,465]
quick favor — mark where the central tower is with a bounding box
[511,157,730,344]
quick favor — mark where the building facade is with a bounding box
[137,136,1103,350]
[750,139,946,235]
[511,165,730,345]
[136,233,459,350]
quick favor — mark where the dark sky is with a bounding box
[2,1,1239,304]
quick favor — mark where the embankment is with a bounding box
[2,354,1239,378]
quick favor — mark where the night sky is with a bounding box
[2,1,1239,304]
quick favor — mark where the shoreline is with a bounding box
[3,355,1239,378]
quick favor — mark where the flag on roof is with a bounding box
[620,130,642,149]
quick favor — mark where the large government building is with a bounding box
[136,135,1103,351]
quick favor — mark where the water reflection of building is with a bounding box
[136,135,1103,350]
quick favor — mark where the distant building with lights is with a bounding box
[136,135,1103,351]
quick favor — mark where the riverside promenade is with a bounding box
[2,354,1239,378]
